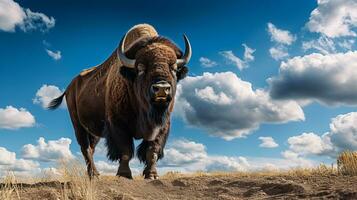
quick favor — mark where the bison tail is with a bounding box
[47,92,65,110]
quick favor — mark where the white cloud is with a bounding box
[95,160,118,174]
[258,137,279,148]
[328,112,357,151]
[160,139,250,172]
[267,22,295,61]
[302,36,336,54]
[269,51,357,106]
[22,137,74,162]
[159,139,316,173]
[267,22,296,45]
[220,44,255,70]
[0,147,16,165]
[220,51,244,70]
[286,132,333,155]
[0,106,35,130]
[0,0,55,32]
[8,158,39,172]
[206,156,250,172]
[199,57,217,67]
[242,44,255,62]
[175,72,304,140]
[161,139,207,166]
[0,147,40,177]
[20,9,55,32]
[94,159,140,176]
[94,139,107,157]
[269,46,289,60]
[45,49,62,60]
[285,112,357,159]
[280,151,316,168]
[33,84,65,108]
[306,0,357,38]
[0,0,24,32]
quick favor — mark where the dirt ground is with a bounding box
[3,173,357,200]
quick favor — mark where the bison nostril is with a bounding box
[152,85,159,93]
[165,87,170,94]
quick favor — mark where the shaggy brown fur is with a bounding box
[48,25,189,179]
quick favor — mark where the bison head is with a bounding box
[117,34,191,128]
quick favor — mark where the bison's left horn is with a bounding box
[176,34,192,67]
[117,33,136,68]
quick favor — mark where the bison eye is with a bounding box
[137,63,145,76]
[171,63,178,71]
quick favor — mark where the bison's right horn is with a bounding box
[176,34,192,67]
[117,34,136,68]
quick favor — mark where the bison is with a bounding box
[48,24,191,179]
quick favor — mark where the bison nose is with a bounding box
[151,81,171,99]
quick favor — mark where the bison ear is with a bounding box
[120,66,137,81]
[176,66,189,81]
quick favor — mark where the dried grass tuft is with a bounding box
[59,159,98,200]
[337,151,357,176]
[0,172,21,200]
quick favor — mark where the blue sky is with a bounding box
[1,0,357,176]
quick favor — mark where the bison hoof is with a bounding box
[88,169,100,179]
[144,173,159,180]
[117,171,133,179]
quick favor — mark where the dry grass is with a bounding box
[161,164,340,180]
[337,151,357,176]
[0,172,21,200]
[1,151,357,199]
[59,160,98,200]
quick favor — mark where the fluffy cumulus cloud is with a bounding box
[0,0,55,32]
[33,84,65,109]
[199,57,217,67]
[279,151,316,168]
[220,44,255,70]
[22,137,74,162]
[285,112,357,158]
[328,112,357,151]
[45,49,62,60]
[0,147,40,177]
[306,0,357,38]
[267,22,296,45]
[258,137,279,148]
[159,139,317,173]
[0,147,16,165]
[269,51,357,106]
[175,72,304,140]
[0,106,35,129]
[286,133,333,156]
[160,139,250,172]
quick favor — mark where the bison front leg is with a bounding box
[117,155,133,179]
[144,148,159,179]
[105,122,134,179]
[138,125,170,179]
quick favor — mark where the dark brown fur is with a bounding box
[49,36,188,179]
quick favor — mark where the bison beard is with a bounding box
[47,24,191,179]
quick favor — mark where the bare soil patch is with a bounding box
[2,173,357,200]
